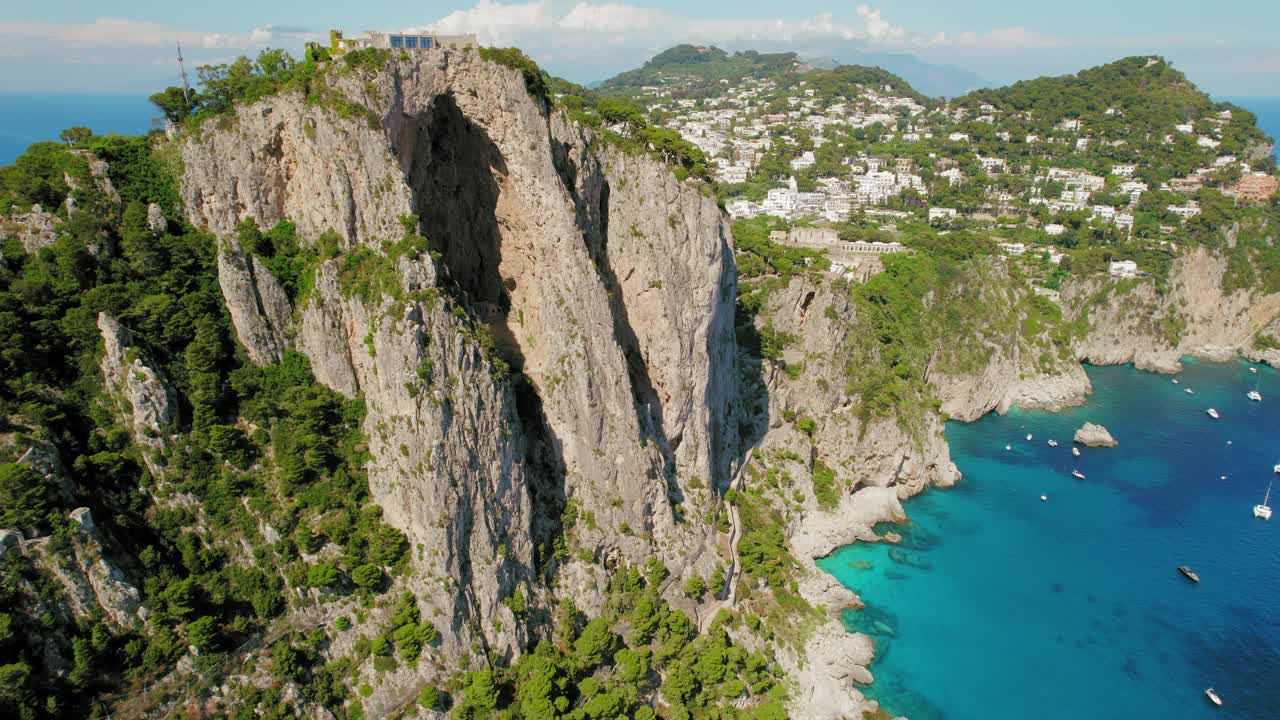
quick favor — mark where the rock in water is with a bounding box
[1074,422,1117,447]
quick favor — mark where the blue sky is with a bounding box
[2,1,1278,95]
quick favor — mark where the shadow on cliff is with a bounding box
[402,93,567,624]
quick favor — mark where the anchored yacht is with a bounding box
[1255,481,1273,521]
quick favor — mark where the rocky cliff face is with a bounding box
[744,276,960,718]
[1064,245,1280,372]
[180,50,743,677]
[217,237,293,365]
[97,313,178,470]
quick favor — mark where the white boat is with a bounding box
[1248,390,1262,401]
[1071,470,1086,480]
[1047,439,1058,447]
[1255,481,1273,520]
[1274,463,1280,475]
[1205,688,1222,706]
[1005,444,1012,451]
[1172,378,1180,384]
[1206,408,1220,419]
[1251,367,1258,373]
[1185,388,1195,394]
[1072,447,1081,457]
[1026,433,1033,441]
[1040,495,1048,502]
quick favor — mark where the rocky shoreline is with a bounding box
[794,337,1277,718]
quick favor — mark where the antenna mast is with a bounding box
[177,42,192,104]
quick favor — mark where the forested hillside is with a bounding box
[598,45,804,98]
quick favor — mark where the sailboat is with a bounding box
[1247,375,1262,402]
[1255,480,1273,520]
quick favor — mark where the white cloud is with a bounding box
[417,1,555,45]
[0,18,317,53]
[409,2,1067,56]
[855,4,904,43]
[558,2,666,32]
[930,27,1064,51]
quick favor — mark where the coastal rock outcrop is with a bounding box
[1063,245,1280,372]
[1074,422,1117,447]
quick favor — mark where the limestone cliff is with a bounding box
[97,312,178,469]
[217,237,293,365]
[179,50,743,683]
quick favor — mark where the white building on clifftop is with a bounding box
[326,29,478,55]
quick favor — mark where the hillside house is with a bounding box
[1109,260,1138,279]
[1228,174,1278,205]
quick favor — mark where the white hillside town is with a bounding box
[613,55,1276,280]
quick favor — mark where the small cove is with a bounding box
[818,360,1280,720]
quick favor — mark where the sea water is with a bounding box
[0,93,156,166]
[818,360,1280,720]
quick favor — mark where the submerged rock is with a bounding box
[1074,422,1118,447]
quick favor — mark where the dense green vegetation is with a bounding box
[0,134,409,720]
[446,563,789,720]
[149,47,390,132]
[956,57,1274,181]
[802,65,929,105]
[600,45,801,99]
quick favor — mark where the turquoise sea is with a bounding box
[818,360,1280,720]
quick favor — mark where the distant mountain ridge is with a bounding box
[830,50,988,98]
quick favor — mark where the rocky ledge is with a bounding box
[1074,422,1117,447]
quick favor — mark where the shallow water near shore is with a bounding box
[818,360,1280,720]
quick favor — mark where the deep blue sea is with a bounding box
[1228,97,1280,162]
[0,93,157,166]
[818,360,1280,720]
